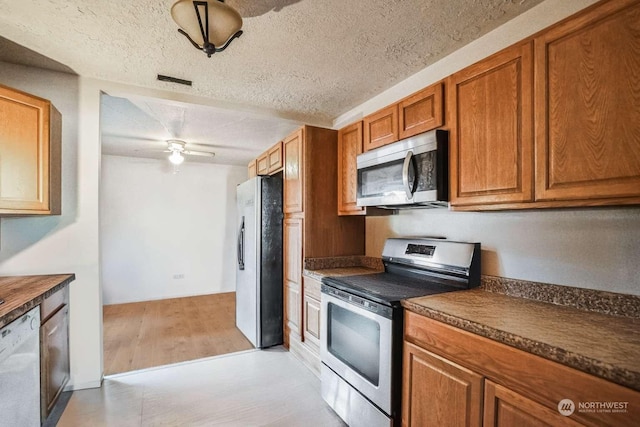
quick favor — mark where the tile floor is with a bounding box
[58,347,345,427]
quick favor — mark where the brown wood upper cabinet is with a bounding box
[0,84,61,216]
[247,159,257,178]
[398,83,444,140]
[256,152,269,175]
[449,0,640,210]
[248,140,284,177]
[363,82,445,152]
[283,129,304,214]
[363,104,398,151]
[534,0,640,203]
[337,121,365,216]
[448,41,534,207]
[267,140,283,173]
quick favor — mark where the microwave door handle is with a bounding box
[402,151,415,200]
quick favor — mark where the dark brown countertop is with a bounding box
[0,274,75,328]
[305,260,640,391]
[403,288,640,391]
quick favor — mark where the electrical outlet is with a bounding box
[173,274,185,279]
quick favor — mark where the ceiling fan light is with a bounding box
[169,151,185,165]
[171,0,243,56]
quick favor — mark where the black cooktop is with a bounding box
[321,273,462,307]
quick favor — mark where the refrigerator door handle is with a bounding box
[238,216,245,270]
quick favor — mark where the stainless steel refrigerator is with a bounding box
[235,174,283,348]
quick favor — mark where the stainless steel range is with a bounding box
[320,238,481,426]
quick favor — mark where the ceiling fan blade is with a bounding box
[184,150,215,157]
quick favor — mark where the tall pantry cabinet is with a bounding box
[282,125,364,355]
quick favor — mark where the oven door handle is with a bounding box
[402,150,416,200]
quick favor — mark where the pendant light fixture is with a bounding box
[171,0,243,58]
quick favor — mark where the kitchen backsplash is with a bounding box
[365,206,640,296]
[481,275,640,318]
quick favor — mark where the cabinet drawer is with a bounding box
[41,286,68,323]
[303,275,321,301]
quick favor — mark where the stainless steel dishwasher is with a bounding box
[0,306,41,427]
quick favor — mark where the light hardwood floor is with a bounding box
[103,293,253,375]
[58,348,345,427]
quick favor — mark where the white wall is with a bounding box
[366,208,640,295]
[334,0,640,296]
[0,62,103,389]
[100,155,246,305]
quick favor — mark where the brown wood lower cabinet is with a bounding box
[40,286,70,422]
[283,217,303,347]
[402,341,482,427]
[484,380,582,427]
[287,273,323,375]
[303,276,321,350]
[403,311,639,427]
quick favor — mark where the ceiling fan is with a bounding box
[166,139,215,165]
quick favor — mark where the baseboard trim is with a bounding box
[289,336,321,377]
[65,379,102,391]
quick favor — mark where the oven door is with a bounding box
[320,288,393,415]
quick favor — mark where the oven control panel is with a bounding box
[405,243,436,257]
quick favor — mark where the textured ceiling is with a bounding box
[0,0,545,165]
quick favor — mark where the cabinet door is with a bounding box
[303,295,321,349]
[402,341,483,427]
[534,0,640,202]
[363,104,398,151]
[268,140,283,173]
[449,41,534,207]
[337,121,365,215]
[484,380,583,427]
[283,217,303,345]
[302,275,322,350]
[283,129,304,213]
[248,159,257,178]
[40,305,70,421]
[256,153,269,175]
[399,83,444,139]
[0,85,60,214]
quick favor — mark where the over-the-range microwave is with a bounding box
[356,129,448,209]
